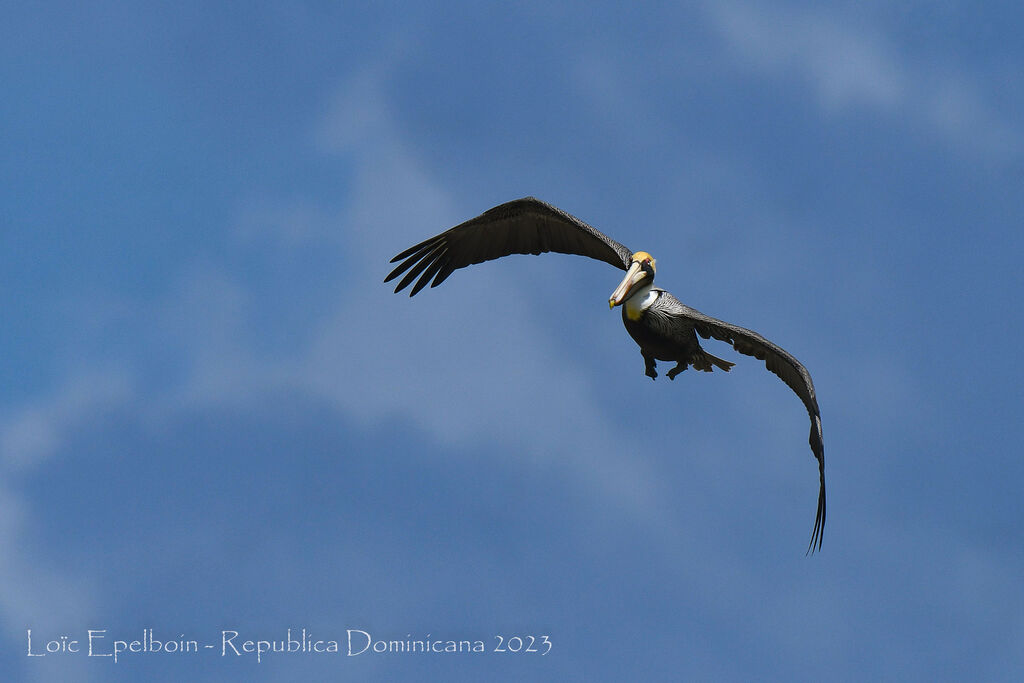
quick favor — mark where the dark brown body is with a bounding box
[622,288,734,379]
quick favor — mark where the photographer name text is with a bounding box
[25,628,552,663]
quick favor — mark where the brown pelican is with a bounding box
[385,197,825,553]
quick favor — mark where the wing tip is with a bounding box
[805,482,826,556]
[805,488,825,555]
[805,442,826,556]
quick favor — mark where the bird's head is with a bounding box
[609,251,656,308]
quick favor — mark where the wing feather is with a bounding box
[394,242,445,294]
[659,293,826,554]
[385,197,634,295]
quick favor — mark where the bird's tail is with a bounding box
[694,350,735,372]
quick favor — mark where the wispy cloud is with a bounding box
[1,368,134,470]
[704,1,1022,161]
[0,371,122,679]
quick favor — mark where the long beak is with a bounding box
[609,262,647,308]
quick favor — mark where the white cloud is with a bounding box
[707,1,904,111]
[704,1,1022,161]
[0,371,122,681]
[1,369,134,470]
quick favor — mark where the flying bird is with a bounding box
[385,197,825,553]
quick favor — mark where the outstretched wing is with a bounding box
[386,197,634,295]
[660,293,826,554]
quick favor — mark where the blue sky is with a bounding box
[3,1,1023,680]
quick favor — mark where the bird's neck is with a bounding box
[624,283,658,321]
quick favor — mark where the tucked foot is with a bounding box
[643,356,658,380]
[667,363,688,380]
